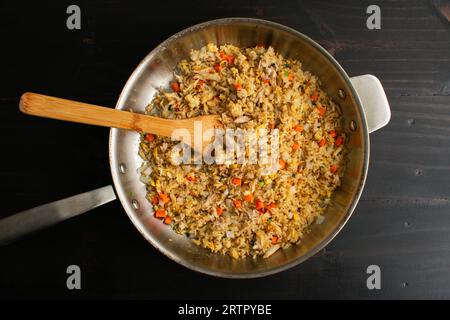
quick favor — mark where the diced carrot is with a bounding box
[186,175,196,182]
[319,139,326,147]
[257,208,266,215]
[145,133,155,142]
[292,142,300,151]
[231,177,242,186]
[164,216,172,225]
[263,78,270,84]
[293,124,303,132]
[279,159,286,170]
[155,209,166,218]
[214,63,222,72]
[310,90,319,102]
[216,207,223,216]
[317,106,326,117]
[233,199,242,208]
[234,83,242,91]
[330,165,338,173]
[171,82,180,92]
[159,193,170,204]
[288,73,294,81]
[244,194,254,202]
[335,136,344,146]
[329,130,337,138]
[151,196,159,205]
[271,235,279,244]
[267,203,276,211]
[255,199,264,210]
[269,122,275,130]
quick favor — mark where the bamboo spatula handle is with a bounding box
[19,92,182,137]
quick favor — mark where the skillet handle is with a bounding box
[350,74,391,133]
[0,185,116,245]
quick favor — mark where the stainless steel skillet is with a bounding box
[1,18,390,278]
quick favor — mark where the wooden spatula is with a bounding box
[19,92,222,151]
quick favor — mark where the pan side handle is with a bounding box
[0,185,116,245]
[350,74,391,133]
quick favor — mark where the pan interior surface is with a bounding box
[110,18,368,278]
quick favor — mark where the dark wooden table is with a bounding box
[1,0,449,299]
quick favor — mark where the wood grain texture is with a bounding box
[19,92,220,143]
[0,0,450,299]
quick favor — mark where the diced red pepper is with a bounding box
[317,106,326,117]
[310,90,319,102]
[335,136,344,146]
[255,199,264,210]
[171,82,180,92]
[319,139,326,147]
[225,54,234,64]
[145,133,155,142]
[197,80,205,89]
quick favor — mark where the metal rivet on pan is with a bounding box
[338,89,346,100]
[132,199,140,210]
[350,120,357,131]
[119,163,127,174]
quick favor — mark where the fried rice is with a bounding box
[138,43,346,259]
